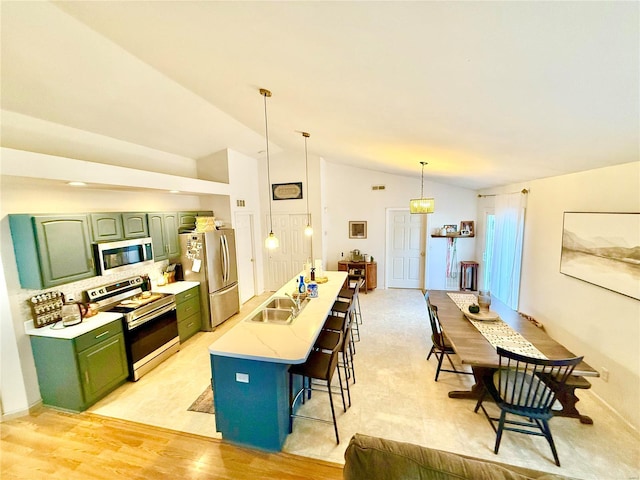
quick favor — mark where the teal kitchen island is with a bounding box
[209,270,347,451]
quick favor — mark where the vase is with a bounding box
[478,290,491,312]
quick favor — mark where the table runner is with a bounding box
[446,293,547,359]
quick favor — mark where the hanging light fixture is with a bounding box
[409,161,435,214]
[260,88,279,249]
[301,131,313,236]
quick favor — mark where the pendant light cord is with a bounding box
[304,132,311,227]
[263,91,274,233]
[420,161,426,198]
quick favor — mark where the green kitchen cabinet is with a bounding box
[148,212,180,261]
[178,210,214,233]
[9,214,96,289]
[176,286,202,343]
[122,212,149,238]
[90,213,124,241]
[29,319,128,411]
[91,212,149,241]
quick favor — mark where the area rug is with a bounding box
[187,386,214,414]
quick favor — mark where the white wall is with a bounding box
[322,161,478,289]
[478,162,640,429]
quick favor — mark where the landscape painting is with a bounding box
[560,212,640,300]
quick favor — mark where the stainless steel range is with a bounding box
[85,276,179,381]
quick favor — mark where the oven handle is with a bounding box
[127,302,176,330]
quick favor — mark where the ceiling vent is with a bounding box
[371,185,386,191]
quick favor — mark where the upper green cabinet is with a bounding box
[123,212,149,238]
[90,213,124,241]
[178,211,214,233]
[9,214,96,289]
[91,212,149,241]
[148,212,180,262]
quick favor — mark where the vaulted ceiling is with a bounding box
[1,1,638,190]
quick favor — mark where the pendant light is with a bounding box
[301,131,313,236]
[260,88,279,249]
[409,161,435,214]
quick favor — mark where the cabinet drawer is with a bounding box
[176,286,200,305]
[177,295,200,320]
[178,311,202,343]
[75,320,123,352]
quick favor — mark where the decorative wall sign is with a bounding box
[272,182,303,200]
[349,221,367,239]
[560,212,640,300]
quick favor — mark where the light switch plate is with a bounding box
[235,372,249,383]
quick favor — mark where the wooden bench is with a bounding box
[544,374,594,424]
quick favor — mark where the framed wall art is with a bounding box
[272,182,303,200]
[349,221,367,239]
[560,212,640,300]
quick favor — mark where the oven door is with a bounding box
[124,302,179,381]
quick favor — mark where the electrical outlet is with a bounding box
[601,367,609,382]
[65,292,76,302]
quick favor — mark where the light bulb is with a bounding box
[265,232,279,249]
[304,224,313,236]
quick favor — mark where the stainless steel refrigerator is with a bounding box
[179,230,240,330]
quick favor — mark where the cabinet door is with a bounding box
[34,215,96,287]
[148,213,169,261]
[122,212,149,238]
[178,211,198,233]
[163,213,180,259]
[366,262,377,290]
[78,334,128,405]
[90,213,124,242]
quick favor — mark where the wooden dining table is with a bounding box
[428,290,600,424]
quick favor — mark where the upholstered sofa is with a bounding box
[343,434,574,480]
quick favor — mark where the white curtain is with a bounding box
[489,192,526,309]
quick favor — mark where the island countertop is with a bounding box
[208,270,347,364]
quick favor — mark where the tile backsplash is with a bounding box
[18,260,169,329]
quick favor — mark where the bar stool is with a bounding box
[331,298,358,351]
[459,261,479,291]
[289,331,345,444]
[338,276,363,327]
[314,318,355,408]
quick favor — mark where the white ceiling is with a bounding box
[1,1,638,190]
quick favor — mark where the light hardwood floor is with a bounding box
[0,408,343,480]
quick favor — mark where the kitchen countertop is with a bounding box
[153,281,200,295]
[24,312,124,339]
[208,271,347,364]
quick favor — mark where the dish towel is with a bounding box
[446,293,547,359]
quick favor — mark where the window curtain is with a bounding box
[489,192,526,309]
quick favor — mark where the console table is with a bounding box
[338,260,377,293]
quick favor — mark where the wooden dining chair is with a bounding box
[474,346,583,467]
[424,292,472,381]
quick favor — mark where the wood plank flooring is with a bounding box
[1,408,344,480]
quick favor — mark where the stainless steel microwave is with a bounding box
[94,237,154,276]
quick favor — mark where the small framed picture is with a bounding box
[444,224,457,234]
[349,221,367,239]
[460,220,474,236]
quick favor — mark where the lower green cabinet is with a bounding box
[30,319,128,411]
[176,286,202,343]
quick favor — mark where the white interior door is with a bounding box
[234,212,256,304]
[265,214,309,291]
[386,209,425,289]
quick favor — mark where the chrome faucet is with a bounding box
[285,292,301,318]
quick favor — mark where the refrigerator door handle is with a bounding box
[221,234,230,284]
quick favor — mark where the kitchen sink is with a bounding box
[265,296,310,310]
[247,307,293,324]
[246,296,310,324]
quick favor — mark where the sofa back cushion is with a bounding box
[343,434,572,480]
